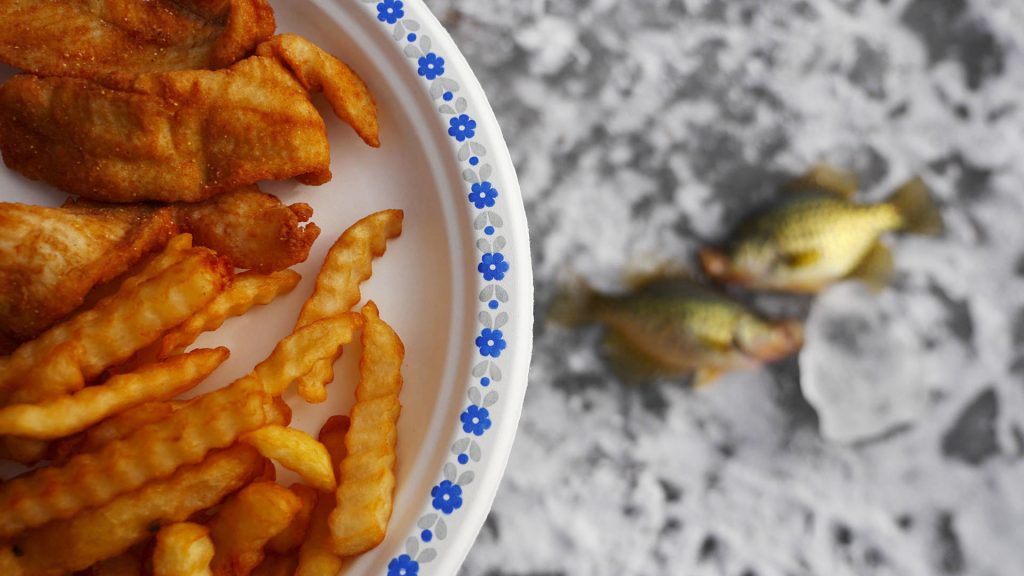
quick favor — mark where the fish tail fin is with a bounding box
[548,276,597,328]
[888,177,944,236]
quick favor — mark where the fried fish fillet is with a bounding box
[0,34,378,203]
[0,200,176,348]
[0,0,276,78]
[66,187,323,273]
[0,188,319,349]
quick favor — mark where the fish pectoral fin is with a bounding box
[783,249,821,269]
[848,241,893,293]
[782,163,859,199]
[692,368,723,389]
[602,331,673,386]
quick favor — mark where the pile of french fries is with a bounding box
[0,210,406,576]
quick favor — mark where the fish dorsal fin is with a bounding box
[602,330,673,386]
[622,263,691,292]
[847,241,893,293]
[784,249,822,269]
[782,163,859,199]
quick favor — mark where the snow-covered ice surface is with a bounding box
[431,0,1024,574]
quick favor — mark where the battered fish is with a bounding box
[0,0,276,77]
[0,188,320,349]
[0,201,176,349]
[0,34,379,203]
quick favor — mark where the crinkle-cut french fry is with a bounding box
[153,523,215,576]
[295,360,335,404]
[0,234,191,389]
[0,348,227,439]
[119,233,195,291]
[0,392,288,538]
[252,553,299,576]
[329,302,404,556]
[1,445,265,576]
[292,209,403,403]
[296,416,349,576]
[253,313,364,397]
[208,481,302,576]
[50,401,178,464]
[0,240,230,407]
[0,314,360,537]
[267,485,318,555]
[0,234,191,398]
[240,426,335,492]
[158,270,302,358]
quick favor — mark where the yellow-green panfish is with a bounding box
[700,165,943,293]
[550,277,804,387]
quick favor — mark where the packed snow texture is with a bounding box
[428,0,1024,574]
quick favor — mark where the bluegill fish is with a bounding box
[549,278,803,387]
[700,165,943,293]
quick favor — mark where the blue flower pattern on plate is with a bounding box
[431,480,464,514]
[376,0,404,24]
[367,0,518,570]
[478,252,509,281]
[447,114,477,142]
[388,554,420,576]
[469,181,498,209]
[461,405,492,436]
[417,52,445,80]
[475,328,506,358]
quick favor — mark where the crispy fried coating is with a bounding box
[0,0,276,78]
[65,187,322,273]
[0,189,318,348]
[0,200,176,345]
[170,187,322,273]
[0,35,378,203]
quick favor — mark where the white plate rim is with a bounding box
[334,1,534,574]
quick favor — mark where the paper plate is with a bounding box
[0,1,533,574]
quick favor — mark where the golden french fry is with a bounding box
[208,481,302,576]
[158,270,302,358]
[50,401,178,464]
[0,234,190,389]
[254,314,364,397]
[119,233,196,291]
[296,416,349,576]
[0,314,361,537]
[1,445,265,575]
[267,485,318,555]
[241,426,336,493]
[293,209,403,403]
[154,523,215,576]
[329,302,404,556]
[0,391,288,538]
[0,348,227,439]
[295,360,335,405]
[0,240,231,407]
[252,553,299,576]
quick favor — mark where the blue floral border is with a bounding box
[361,1,511,574]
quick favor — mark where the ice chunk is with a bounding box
[800,284,930,443]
